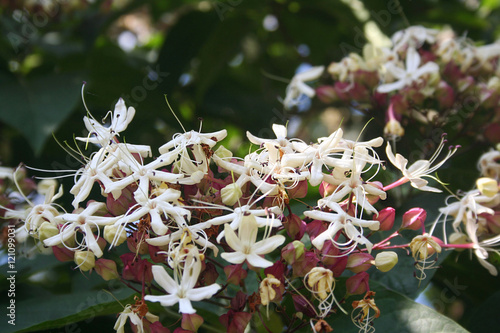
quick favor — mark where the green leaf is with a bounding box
[0,72,82,155]
[331,280,469,333]
[2,281,136,333]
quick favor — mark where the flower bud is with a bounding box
[220,183,243,206]
[95,258,119,280]
[288,180,308,199]
[384,119,404,138]
[283,214,306,240]
[182,313,204,332]
[346,271,369,295]
[38,222,59,242]
[319,181,336,197]
[374,251,398,272]
[74,250,95,271]
[375,207,395,231]
[281,240,305,265]
[401,208,426,230]
[306,267,334,300]
[259,274,281,306]
[476,177,498,197]
[52,245,74,262]
[104,224,128,246]
[224,264,248,285]
[316,85,338,104]
[346,253,374,273]
[292,294,317,318]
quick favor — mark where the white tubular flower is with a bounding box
[43,202,119,258]
[145,254,221,314]
[200,205,282,243]
[391,25,439,51]
[76,98,136,146]
[147,224,219,256]
[377,47,439,93]
[103,149,183,202]
[385,137,459,193]
[22,183,63,238]
[115,188,190,237]
[114,304,158,333]
[158,129,227,155]
[464,218,500,276]
[304,201,379,253]
[221,212,285,268]
[283,65,324,109]
[478,150,500,179]
[322,145,386,214]
[70,147,120,208]
[437,190,498,232]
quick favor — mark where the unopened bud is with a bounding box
[476,177,498,197]
[346,271,369,295]
[401,208,426,230]
[374,251,398,272]
[95,258,119,280]
[74,250,95,271]
[281,240,305,264]
[376,207,395,231]
[319,181,336,197]
[384,119,404,138]
[346,253,374,273]
[220,183,243,206]
[316,85,338,104]
[104,224,128,246]
[38,222,59,242]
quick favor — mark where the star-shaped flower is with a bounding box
[144,254,221,314]
[221,212,285,268]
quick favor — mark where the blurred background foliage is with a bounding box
[1,0,500,332]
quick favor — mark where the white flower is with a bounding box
[76,98,136,146]
[114,304,158,333]
[464,218,500,276]
[385,137,459,193]
[221,212,285,268]
[144,254,221,314]
[391,25,439,51]
[377,47,439,93]
[114,188,190,238]
[304,201,379,253]
[43,202,118,257]
[283,65,324,109]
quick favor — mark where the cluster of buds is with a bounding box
[1,84,498,333]
[285,25,500,143]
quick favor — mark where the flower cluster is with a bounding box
[2,25,500,331]
[0,92,474,333]
[285,25,500,143]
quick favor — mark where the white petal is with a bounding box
[253,235,286,255]
[186,284,221,301]
[406,47,421,72]
[246,253,274,268]
[145,294,180,307]
[223,224,243,252]
[221,251,247,264]
[178,298,196,314]
[272,124,287,138]
[151,265,179,294]
[377,80,406,94]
